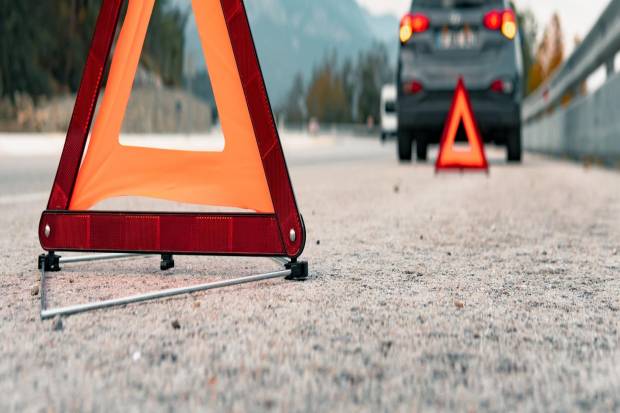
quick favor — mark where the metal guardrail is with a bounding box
[523,0,620,122]
[522,0,620,161]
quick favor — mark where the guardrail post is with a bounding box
[606,57,616,78]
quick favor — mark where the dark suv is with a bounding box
[397,0,523,162]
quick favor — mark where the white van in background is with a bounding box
[380,84,398,141]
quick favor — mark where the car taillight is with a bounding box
[490,79,504,93]
[501,10,517,39]
[400,13,430,44]
[490,79,514,94]
[483,9,517,40]
[483,10,502,30]
[404,80,423,95]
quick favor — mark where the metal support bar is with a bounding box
[59,254,283,266]
[40,268,291,320]
[59,253,144,264]
[40,263,48,314]
[38,252,306,320]
[271,257,290,266]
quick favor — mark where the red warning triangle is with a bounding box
[435,77,488,172]
[38,0,305,259]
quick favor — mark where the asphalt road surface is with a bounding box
[1,133,619,412]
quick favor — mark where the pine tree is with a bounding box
[305,53,349,124]
[547,14,564,77]
[511,2,538,96]
[282,73,306,124]
[527,12,564,95]
[0,0,186,100]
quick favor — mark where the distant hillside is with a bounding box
[179,0,398,105]
[366,13,400,45]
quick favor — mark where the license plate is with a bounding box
[437,28,478,49]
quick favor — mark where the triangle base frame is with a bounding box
[37,252,308,320]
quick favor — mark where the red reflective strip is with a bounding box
[39,212,286,256]
[221,0,305,257]
[47,0,124,210]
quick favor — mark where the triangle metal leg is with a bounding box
[38,253,307,320]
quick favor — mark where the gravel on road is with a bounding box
[1,142,619,412]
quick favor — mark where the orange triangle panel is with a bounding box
[435,77,489,172]
[38,0,306,259]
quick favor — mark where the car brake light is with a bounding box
[490,79,514,94]
[400,13,430,44]
[483,9,517,40]
[483,10,502,30]
[490,80,504,93]
[404,80,423,95]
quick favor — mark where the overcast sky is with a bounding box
[357,0,610,54]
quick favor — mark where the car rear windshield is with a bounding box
[412,0,497,8]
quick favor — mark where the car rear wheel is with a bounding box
[507,127,522,163]
[398,129,413,162]
[416,135,428,162]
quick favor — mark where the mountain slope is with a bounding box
[366,13,400,45]
[182,0,398,105]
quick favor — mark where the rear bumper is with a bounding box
[398,92,521,142]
